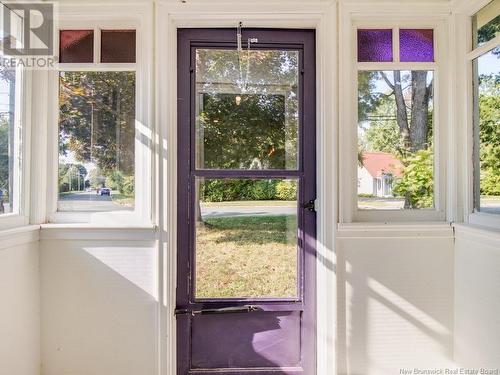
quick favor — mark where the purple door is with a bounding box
[177,28,316,375]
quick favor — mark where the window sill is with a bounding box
[468,212,500,230]
[0,225,40,251]
[40,223,157,241]
[0,214,30,231]
[454,223,500,247]
[351,208,446,223]
[48,210,152,227]
[337,222,454,238]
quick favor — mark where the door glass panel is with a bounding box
[195,178,299,299]
[195,49,299,170]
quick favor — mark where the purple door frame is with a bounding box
[176,28,316,375]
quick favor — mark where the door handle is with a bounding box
[174,305,262,316]
[303,199,316,212]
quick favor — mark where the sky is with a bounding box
[478,47,500,75]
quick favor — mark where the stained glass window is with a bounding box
[357,29,393,62]
[59,30,94,63]
[101,30,136,63]
[400,29,434,62]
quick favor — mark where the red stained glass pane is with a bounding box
[357,29,393,62]
[101,30,136,63]
[400,29,434,62]
[59,30,94,63]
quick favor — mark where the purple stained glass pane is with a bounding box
[357,29,393,62]
[400,29,434,62]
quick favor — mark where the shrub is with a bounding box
[122,175,135,196]
[275,181,297,200]
[480,170,500,196]
[105,170,124,191]
[202,180,280,202]
[393,149,434,209]
[245,180,276,200]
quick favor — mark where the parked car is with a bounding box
[99,188,111,196]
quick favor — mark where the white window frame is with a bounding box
[47,4,154,226]
[339,9,450,223]
[0,5,31,230]
[458,0,500,229]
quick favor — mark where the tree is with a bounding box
[58,163,87,192]
[0,118,9,193]
[477,73,500,196]
[197,49,299,170]
[59,72,135,177]
[88,168,106,189]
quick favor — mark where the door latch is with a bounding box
[304,200,316,212]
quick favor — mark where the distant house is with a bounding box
[358,152,403,197]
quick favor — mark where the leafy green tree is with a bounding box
[58,163,87,192]
[105,170,124,191]
[478,74,500,195]
[88,168,106,189]
[200,93,290,169]
[197,49,299,170]
[363,97,403,156]
[477,16,500,49]
[59,71,135,178]
[0,119,9,194]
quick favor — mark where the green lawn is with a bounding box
[201,200,295,207]
[195,215,297,299]
[111,193,135,207]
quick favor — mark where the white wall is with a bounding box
[39,233,158,375]
[0,232,40,375]
[454,225,500,369]
[336,229,455,375]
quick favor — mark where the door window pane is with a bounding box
[473,0,500,48]
[195,49,299,170]
[195,178,298,299]
[473,47,500,214]
[358,71,434,210]
[59,30,94,63]
[58,71,135,212]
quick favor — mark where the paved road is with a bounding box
[201,204,296,218]
[58,191,131,212]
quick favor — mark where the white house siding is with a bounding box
[357,166,374,195]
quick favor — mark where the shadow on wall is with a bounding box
[40,241,158,375]
[41,240,292,374]
[336,237,455,375]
